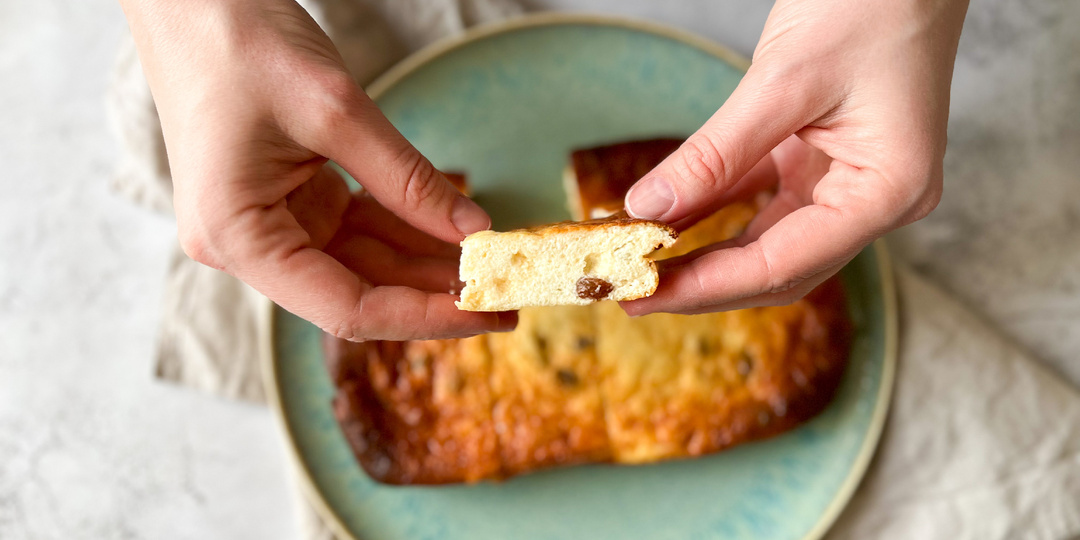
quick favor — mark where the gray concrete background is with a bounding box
[1,0,1077,538]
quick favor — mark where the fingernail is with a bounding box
[451,196,491,236]
[626,177,675,220]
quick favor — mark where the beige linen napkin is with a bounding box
[108,2,1080,538]
[826,266,1080,540]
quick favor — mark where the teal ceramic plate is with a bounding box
[264,14,897,540]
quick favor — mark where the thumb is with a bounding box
[302,78,490,244]
[625,66,821,224]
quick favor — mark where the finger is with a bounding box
[284,165,350,250]
[741,188,804,243]
[625,64,834,224]
[340,287,518,341]
[736,137,832,240]
[292,77,490,244]
[325,233,462,293]
[652,260,849,316]
[340,192,462,259]
[651,184,798,276]
[214,203,511,339]
[770,134,833,202]
[258,247,512,340]
[622,163,887,316]
[655,237,746,269]
[665,153,779,232]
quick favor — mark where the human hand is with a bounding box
[622,0,969,315]
[120,0,514,340]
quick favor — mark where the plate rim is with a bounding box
[261,13,898,540]
[363,12,751,100]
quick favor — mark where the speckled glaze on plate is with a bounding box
[263,14,897,540]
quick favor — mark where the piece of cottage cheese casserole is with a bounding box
[456,217,677,311]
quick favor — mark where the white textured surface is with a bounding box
[1,0,1078,539]
[892,0,1080,383]
[0,1,296,539]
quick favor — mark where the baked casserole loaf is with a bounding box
[324,140,852,484]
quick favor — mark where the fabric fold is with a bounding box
[826,266,1080,540]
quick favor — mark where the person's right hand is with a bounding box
[622,0,968,316]
[120,0,516,340]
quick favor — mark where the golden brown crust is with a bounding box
[486,306,613,474]
[595,278,848,462]
[569,138,684,219]
[326,336,502,485]
[506,213,677,242]
[592,198,850,462]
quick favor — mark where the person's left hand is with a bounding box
[119,0,514,341]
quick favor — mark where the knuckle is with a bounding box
[310,71,363,131]
[675,134,731,191]
[328,321,359,342]
[767,276,803,296]
[758,245,811,299]
[174,187,228,269]
[911,174,943,222]
[751,59,797,92]
[328,299,366,342]
[766,289,806,307]
[905,185,942,224]
[393,148,445,211]
[755,243,789,296]
[879,165,943,228]
[747,59,810,110]
[178,228,215,267]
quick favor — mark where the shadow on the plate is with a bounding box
[472,183,568,229]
